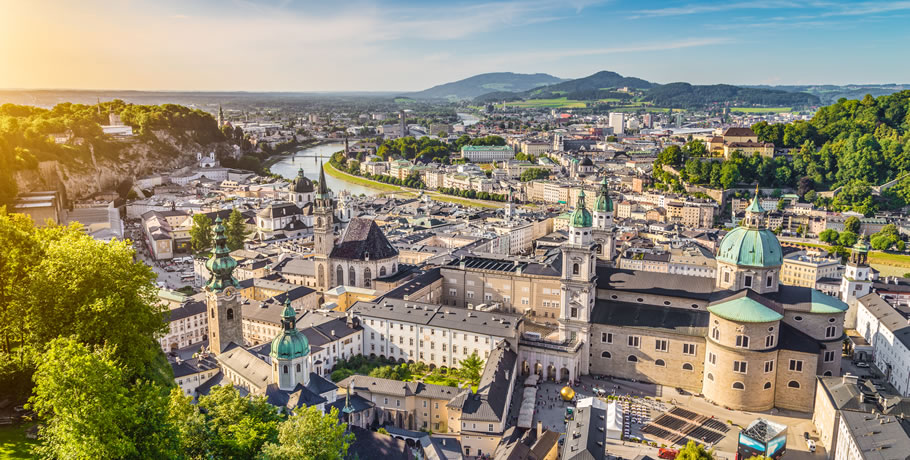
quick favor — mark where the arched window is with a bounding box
[317,264,325,287]
[655,359,666,367]
[707,373,714,381]
[226,309,234,320]
[380,266,387,277]
[364,267,372,288]
[392,263,397,273]
[627,355,638,362]
[337,266,344,285]
[349,267,356,286]
[296,363,301,372]
[283,365,288,374]
[316,217,323,227]
[732,382,745,390]
[763,382,772,390]
[823,371,832,376]
[572,263,579,275]
[601,351,611,358]
[788,380,800,389]
[682,363,694,371]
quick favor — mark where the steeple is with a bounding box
[205,216,239,291]
[217,105,224,127]
[569,190,593,229]
[742,185,766,228]
[316,160,329,200]
[280,296,296,331]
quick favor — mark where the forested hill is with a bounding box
[643,83,819,108]
[0,101,229,204]
[652,90,910,216]
[408,72,565,100]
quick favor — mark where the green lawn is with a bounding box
[426,192,501,209]
[507,97,586,108]
[868,251,910,268]
[730,107,792,113]
[0,424,38,459]
[323,162,404,192]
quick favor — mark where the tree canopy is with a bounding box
[260,406,354,460]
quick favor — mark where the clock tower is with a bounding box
[313,161,335,291]
[559,190,597,374]
[206,216,243,354]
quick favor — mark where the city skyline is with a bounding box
[2,0,910,91]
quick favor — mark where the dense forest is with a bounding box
[643,83,820,108]
[654,90,910,215]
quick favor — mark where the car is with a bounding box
[856,362,871,368]
[804,432,810,441]
[807,439,816,453]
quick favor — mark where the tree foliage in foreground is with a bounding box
[260,406,354,460]
[675,440,715,460]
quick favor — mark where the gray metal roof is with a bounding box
[350,298,521,338]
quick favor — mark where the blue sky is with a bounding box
[2,0,909,91]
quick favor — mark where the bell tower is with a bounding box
[313,161,335,291]
[592,177,615,263]
[206,216,244,354]
[559,191,597,335]
[841,234,872,328]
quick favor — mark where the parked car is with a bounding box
[807,439,816,452]
[857,362,871,368]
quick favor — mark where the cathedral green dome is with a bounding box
[594,178,613,213]
[570,190,593,228]
[716,226,783,267]
[270,299,310,360]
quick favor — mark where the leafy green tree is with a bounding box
[844,216,861,234]
[459,351,485,386]
[197,385,282,459]
[190,213,214,253]
[675,440,714,460]
[225,208,251,251]
[168,389,215,458]
[519,168,550,182]
[260,406,354,460]
[29,337,178,460]
[838,231,858,247]
[819,229,840,244]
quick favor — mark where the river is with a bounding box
[270,142,381,196]
[457,112,480,126]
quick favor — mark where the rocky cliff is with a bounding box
[14,130,236,200]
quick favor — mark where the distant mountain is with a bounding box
[407,72,566,100]
[526,70,654,95]
[746,84,910,105]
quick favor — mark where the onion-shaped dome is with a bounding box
[569,191,593,228]
[205,216,239,291]
[270,298,310,360]
[594,178,613,213]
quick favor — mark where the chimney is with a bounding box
[537,420,543,438]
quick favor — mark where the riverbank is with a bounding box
[325,162,501,209]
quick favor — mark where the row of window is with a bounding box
[601,333,698,356]
[706,374,802,391]
[600,351,696,370]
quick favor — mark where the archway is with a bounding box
[429,363,436,370]
[522,360,530,375]
[535,362,543,376]
[560,367,570,382]
[170,343,178,352]
[547,364,557,381]
[370,353,377,359]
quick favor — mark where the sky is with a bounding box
[1,0,909,92]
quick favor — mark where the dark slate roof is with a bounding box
[338,375,460,400]
[257,202,302,219]
[857,293,910,349]
[164,300,207,322]
[171,355,219,378]
[381,268,442,300]
[450,341,517,422]
[562,398,607,460]
[265,383,327,410]
[591,300,709,336]
[778,322,821,354]
[194,371,225,396]
[330,217,399,260]
[596,267,721,301]
[306,372,338,395]
[325,393,374,416]
[346,426,411,460]
[374,263,420,283]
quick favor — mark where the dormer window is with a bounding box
[744,275,753,288]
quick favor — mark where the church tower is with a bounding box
[313,161,335,291]
[841,234,872,328]
[592,177,615,263]
[559,191,597,375]
[217,105,224,128]
[206,217,244,354]
[270,297,311,390]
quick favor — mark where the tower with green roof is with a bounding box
[559,189,597,375]
[715,189,783,294]
[270,296,311,390]
[840,233,872,327]
[206,216,244,354]
[592,177,616,263]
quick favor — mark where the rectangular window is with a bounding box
[708,352,716,365]
[744,275,752,287]
[764,360,774,373]
[733,361,747,374]
[602,333,613,344]
[824,351,835,362]
[765,335,774,347]
[789,360,803,372]
[825,326,837,338]
[682,343,696,355]
[655,339,668,352]
[628,336,640,348]
[570,307,578,318]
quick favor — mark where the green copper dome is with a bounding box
[594,178,613,213]
[570,190,593,228]
[852,234,870,253]
[708,296,783,323]
[205,216,239,291]
[270,297,310,360]
[716,226,783,267]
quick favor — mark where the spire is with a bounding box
[280,295,296,331]
[343,383,354,415]
[205,216,239,291]
[317,160,329,198]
